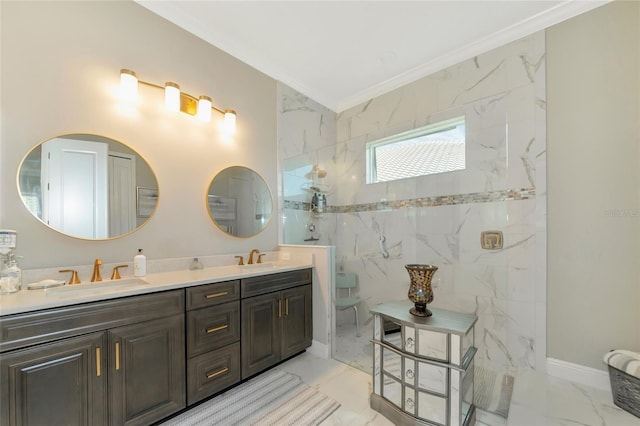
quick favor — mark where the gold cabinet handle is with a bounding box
[206,324,228,334]
[205,291,228,299]
[115,341,120,371]
[278,298,282,318]
[96,347,101,377]
[206,367,228,380]
[285,298,289,316]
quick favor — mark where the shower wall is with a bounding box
[278,83,338,246]
[279,31,547,373]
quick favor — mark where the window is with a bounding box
[366,116,466,184]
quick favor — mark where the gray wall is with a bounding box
[1,1,277,268]
[547,0,640,370]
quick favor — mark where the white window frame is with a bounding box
[366,115,466,184]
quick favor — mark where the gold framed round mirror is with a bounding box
[17,133,159,240]
[207,166,273,238]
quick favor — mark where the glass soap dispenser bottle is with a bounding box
[189,257,204,270]
[0,252,22,294]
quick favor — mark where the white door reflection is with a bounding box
[41,138,108,239]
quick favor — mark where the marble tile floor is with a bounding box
[333,320,374,372]
[277,352,640,426]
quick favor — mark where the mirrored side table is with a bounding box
[370,301,477,426]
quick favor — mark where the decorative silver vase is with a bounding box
[405,264,438,317]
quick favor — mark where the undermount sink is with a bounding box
[45,278,149,297]
[237,262,275,270]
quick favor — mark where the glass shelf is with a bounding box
[300,182,331,194]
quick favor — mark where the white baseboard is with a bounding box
[308,340,329,359]
[546,357,611,392]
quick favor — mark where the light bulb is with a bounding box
[120,69,138,101]
[165,82,180,112]
[198,96,212,122]
[224,109,236,134]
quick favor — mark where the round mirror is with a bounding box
[207,166,273,238]
[18,134,159,240]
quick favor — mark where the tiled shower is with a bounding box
[278,31,547,378]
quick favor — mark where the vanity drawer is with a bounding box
[187,301,240,357]
[0,290,184,353]
[186,280,239,310]
[241,268,312,298]
[187,342,240,405]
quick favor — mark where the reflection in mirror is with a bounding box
[18,134,158,240]
[382,374,402,407]
[207,166,272,238]
[382,317,403,349]
[418,329,448,360]
[382,348,402,379]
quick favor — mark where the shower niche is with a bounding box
[300,165,330,242]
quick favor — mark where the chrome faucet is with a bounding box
[248,249,260,264]
[91,259,103,282]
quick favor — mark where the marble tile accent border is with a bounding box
[284,188,536,213]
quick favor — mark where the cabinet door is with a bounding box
[0,332,107,426]
[108,314,185,426]
[281,284,312,358]
[241,292,280,379]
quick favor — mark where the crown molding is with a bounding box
[137,1,611,114]
[334,0,611,112]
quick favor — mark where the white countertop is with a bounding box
[0,261,313,316]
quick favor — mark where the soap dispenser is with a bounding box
[133,249,146,277]
[189,257,204,270]
[0,252,21,294]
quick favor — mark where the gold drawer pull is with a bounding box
[115,341,120,371]
[278,299,282,318]
[207,367,229,379]
[205,291,228,299]
[96,347,101,377]
[285,298,289,316]
[206,324,228,334]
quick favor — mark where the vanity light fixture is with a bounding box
[197,96,212,122]
[224,109,236,134]
[164,82,180,112]
[120,69,138,102]
[119,69,236,133]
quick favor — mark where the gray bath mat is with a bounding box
[474,365,515,418]
[161,369,339,425]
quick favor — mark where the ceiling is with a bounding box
[137,1,608,112]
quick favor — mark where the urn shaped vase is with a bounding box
[405,264,438,317]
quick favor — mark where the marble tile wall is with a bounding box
[278,84,337,246]
[278,31,547,374]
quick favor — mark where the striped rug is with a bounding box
[474,366,514,418]
[161,369,340,425]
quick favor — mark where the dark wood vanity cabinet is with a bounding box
[0,290,185,426]
[0,268,313,425]
[108,314,185,425]
[185,280,241,405]
[0,332,107,425]
[281,284,313,357]
[240,269,312,379]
